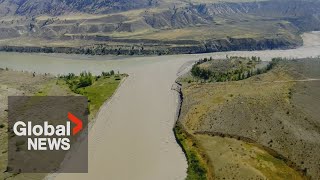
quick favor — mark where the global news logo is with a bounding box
[8,96,88,173]
[12,112,82,151]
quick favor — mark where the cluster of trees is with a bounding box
[194,56,261,66]
[193,57,213,66]
[101,70,121,80]
[270,57,283,65]
[60,70,118,93]
[101,70,115,76]
[60,71,93,93]
[191,66,212,80]
[0,45,155,56]
[191,56,280,82]
[191,66,250,82]
[78,71,93,88]
[249,56,261,62]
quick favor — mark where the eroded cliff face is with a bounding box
[0,0,161,17]
[0,0,319,55]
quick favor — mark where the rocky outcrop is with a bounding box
[0,34,302,55]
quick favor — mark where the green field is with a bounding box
[76,75,124,118]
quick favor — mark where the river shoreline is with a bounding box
[0,35,302,56]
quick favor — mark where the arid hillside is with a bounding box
[177,58,320,179]
[0,0,319,55]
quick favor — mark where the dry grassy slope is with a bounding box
[0,0,164,17]
[179,58,320,179]
[196,135,304,180]
[0,0,319,54]
[0,0,265,17]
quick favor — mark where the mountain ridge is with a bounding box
[0,0,319,55]
[0,0,163,17]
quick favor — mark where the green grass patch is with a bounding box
[60,71,126,118]
[77,76,122,117]
[174,125,209,180]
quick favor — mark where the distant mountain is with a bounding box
[0,0,162,16]
[0,0,319,55]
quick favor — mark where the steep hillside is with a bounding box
[0,0,162,16]
[0,0,319,55]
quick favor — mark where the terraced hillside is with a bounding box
[0,0,319,55]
